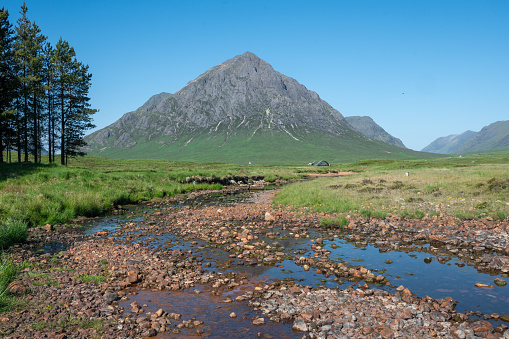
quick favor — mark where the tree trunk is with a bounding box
[33,92,38,163]
[60,88,65,165]
[0,131,3,163]
[23,93,28,162]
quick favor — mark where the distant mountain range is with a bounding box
[84,52,427,165]
[422,120,509,154]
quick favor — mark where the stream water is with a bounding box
[83,190,509,335]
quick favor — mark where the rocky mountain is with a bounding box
[84,52,427,165]
[421,130,477,154]
[422,120,509,154]
[344,116,405,148]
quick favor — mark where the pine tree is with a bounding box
[0,7,18,163]
[13,2,46,162]
[1,3,97,165]
[53,38,96,165]
[43,42,55,162]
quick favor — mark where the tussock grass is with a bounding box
[80,274,107,284]
[275,158,509,221]
[0,219,28,249]
[0,254,18,312]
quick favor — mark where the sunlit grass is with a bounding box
[275,163,509,220]
[0,156,308,227]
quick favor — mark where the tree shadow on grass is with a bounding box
[0,161,58,182]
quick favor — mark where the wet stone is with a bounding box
[495,278,507,287]
[252,317,265,325]
[141,328,157,337]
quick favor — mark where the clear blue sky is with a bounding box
[3,0,508,151]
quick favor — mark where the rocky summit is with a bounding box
[84,52,422,164]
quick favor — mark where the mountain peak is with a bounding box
[84,52,425,164]
[240,51,259,58]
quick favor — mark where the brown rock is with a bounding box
[379,327,393,339]
[362,326,373,334]
[470,320,493,333]
[141,328,157,337]
[301,313,313,321]
[252,317,265,325]
[127,270,139,284]
[474,283,495,288]
[400,311,412,319]
[168,313,181,320]
[265,212,275,221]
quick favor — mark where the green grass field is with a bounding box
[87,128,439,165]
[0,155,314,230]
[275,151,509,221]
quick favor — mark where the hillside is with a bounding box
[84,52,430,165]
[422,120,509,154]
[454,121,509,154]
[421,130,477,154]
[344,116,405,148]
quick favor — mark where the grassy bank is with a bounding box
[0,156,310,229]
[275,152,509,221]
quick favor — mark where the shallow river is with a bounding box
[83,190,509,335]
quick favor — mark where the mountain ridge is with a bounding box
[85,52,428,164]
[421,130,477,154]
[344,116,405,148]
[422,120,509,154]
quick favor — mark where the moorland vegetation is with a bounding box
[0,151,508,313]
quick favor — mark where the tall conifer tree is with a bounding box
[0,3,96,164]
[43,42,55,162]
[53,38,96,165]
[14,2,46,162]
[0,7,18,163]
